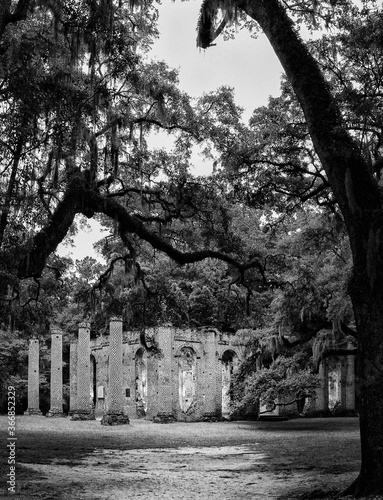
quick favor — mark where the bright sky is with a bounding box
[57,0,284,262]
[153,0,282,119]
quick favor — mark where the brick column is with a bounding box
[203,329,218,420]
[153,327,175,423]
[71,323,95,420]
[146,347,158,420]
[69,341,77,414]
[46,330,66,417]
[340,359,347,411]
[24,338,42,415]
[345,354,356,413]
[101,318,129,425]
[216,345,223,417]
[315,360,329,414]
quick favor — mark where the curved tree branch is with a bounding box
[0,171,268,285]
[86,185,264,273]
[0,0,30,37]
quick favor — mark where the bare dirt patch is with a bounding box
[0,415,377,499]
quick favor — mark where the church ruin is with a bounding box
[86,320,250,422]
[24,318,357,422]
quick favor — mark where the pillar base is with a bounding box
[24,408,42,416]
[343,409,358,417]
[71,409,95,421]
[152,413,177,424]
[303,409,332,418]
[101,413,130,426]
[258,414,289,421]
[46,408,67,418]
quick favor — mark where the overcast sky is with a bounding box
[57,0,284,262]
[153,0,282,119]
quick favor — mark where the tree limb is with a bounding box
[0,172,269,287]
[0,0,30,37]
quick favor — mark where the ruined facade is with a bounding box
[306,354,356,417]
[87,325,250,421]
[25,321,357,421]
[260,353,357,419]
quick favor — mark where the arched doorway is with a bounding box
[178,347,197,413]
[135,348,147,417]
[221,350,238,418]
[328,358,341,411]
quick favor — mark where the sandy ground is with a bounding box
[0,416,379,500]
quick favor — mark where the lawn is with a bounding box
[0,416,367,500]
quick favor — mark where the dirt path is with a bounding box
[18,446,325,500]
[0,416,374,500]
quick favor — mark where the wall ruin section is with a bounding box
[90,326,250,421]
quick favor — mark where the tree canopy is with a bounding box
[2,0,383,495]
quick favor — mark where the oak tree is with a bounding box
[197,0,383,495]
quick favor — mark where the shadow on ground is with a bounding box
[0,416,367,500]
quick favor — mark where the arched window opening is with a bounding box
[178,347,197,413]
[135,348,147,416]
[221,350,238,418]
[328,358,341,412]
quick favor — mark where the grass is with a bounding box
[0,416,362,499]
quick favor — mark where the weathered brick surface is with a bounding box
[69,341,77,413]
[316,361,329,413]
[345,354,356,412]
[46,331,66,417]
[90,326,250,421]
[71,323,95,420]
[302,354,357,418]
[104,318,126,417]
[157,327,173,418]
[146,345,158,420]
[24,338,42,415]
[29,324,357,421]
[203,329,217,417]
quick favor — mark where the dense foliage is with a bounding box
[1,0,383,493]
[0,0,362,412]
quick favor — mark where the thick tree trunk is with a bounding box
[345,262,383,496]
[208,0,383,495]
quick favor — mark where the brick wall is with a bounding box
[90,326,249,421]
[303,355,357,417]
